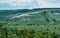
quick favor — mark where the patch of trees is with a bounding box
[43,11,47,16]
[53,19,56,22]
[51,11,54,14]
[0,23,60,38]
[27,24,39,26]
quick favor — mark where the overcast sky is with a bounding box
[0,0,60,9]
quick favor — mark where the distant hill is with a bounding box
[0,8,60,22]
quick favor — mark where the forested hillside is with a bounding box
[0,8,60,38]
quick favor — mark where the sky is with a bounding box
[0,0,60,9]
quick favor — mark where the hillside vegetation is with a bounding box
[0,8,60,38]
